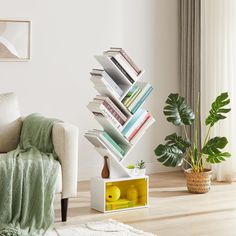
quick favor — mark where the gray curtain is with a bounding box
[179,0,201,151]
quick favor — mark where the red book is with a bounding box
[128,113,151,141]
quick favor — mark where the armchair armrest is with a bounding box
[52,122,79,199]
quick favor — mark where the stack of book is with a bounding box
[106,199,134,211]
[90,69,124,100]
[121,109,154,144]
[85,130,125,161]
[87,95,128,130]
[122,83,153,114]
[103,48,141,84]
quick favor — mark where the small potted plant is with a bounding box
[154,92,231,193]
[137,160,146,175]
[126,164,136,176]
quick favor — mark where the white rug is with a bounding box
[48,219,156,236]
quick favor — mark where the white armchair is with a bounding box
[0,92,79,222]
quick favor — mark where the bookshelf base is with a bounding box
[91,176,149,213]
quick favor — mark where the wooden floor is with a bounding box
[54,171,236,236]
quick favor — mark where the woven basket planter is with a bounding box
[185,169,212,194]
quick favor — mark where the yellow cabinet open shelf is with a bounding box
[91,176,149,213]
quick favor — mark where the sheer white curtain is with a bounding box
[201,0,236,181]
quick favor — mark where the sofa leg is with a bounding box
[61,198,69,222]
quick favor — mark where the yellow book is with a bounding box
[126,88,142,107]
[106,199,134,211]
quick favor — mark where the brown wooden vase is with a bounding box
[101,156,110,178]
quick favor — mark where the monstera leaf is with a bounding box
[202,137,231,163]
[165,133,191,152]
[163,93,195,126]
[155,144,184,167]
[205,92,231,127]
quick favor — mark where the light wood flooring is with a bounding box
[54,171,236,236]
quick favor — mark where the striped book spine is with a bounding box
[128,114,151,141]
[102,100,125,125]
[95,96,127,122]
[131,87,153,114]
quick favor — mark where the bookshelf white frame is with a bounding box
[85,50,155,213]
[86,54,155,178]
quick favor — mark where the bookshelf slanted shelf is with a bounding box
[85,48,155,212]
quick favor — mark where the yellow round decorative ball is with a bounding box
[106,185,121,202]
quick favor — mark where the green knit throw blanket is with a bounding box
[0,113,60,235]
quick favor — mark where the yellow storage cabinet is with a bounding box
[91,176,149,213]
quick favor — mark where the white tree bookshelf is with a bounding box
[85,49,155,212]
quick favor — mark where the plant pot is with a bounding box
[184,168,212,194]
[126,168,135,176]
[138,168,146,175]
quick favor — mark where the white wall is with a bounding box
[0,0,179,180]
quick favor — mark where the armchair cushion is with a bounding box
[0,93,22,153]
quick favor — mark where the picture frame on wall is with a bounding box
[0,20,31,61]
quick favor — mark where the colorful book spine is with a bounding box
[122,86,139,106]
[126,88,142,107]
[102,132,125,156]
[123,111,148,139]
[121,109,146,136]
[130,117,155,145]
[128,114,151,141]
[128,83,151,111]
[131,87,154,114]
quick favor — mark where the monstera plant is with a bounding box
[154,92,231,193]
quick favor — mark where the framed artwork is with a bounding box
[0,20,31,61]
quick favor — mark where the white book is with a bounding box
[90,75,123,100]
[93,85,121,101]
[128,83,152,111]
[87,102,122,130]
[95,55,133,85]
[104,51,139,81]
[89,129,125,158]
[90,70,124,97]
[84,132,122,161]
[130,117,155,145]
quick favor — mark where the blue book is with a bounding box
[131,86,153,114]
[121,109,146,136]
